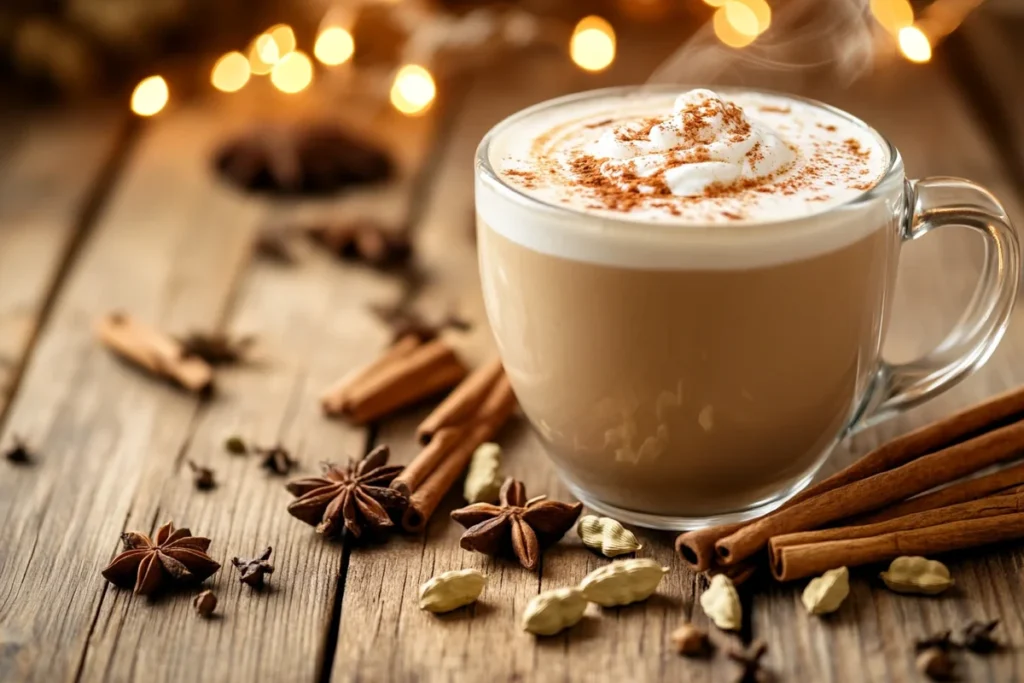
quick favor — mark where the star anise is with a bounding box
[177,332,255,365]
[214,122,393,195]
[257,444,296,475]
[285,445,407,538]
[306,219,412,269]
[231,547,274,589]
[101,521,220,596]
[450,478,582,571]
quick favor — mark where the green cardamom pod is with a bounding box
[576,515,642,557]
[521,587,587,636]
[578,558,668,607]
[419,568,486,613]
[880,556,954,595]
[463,443,502,504]
[700,574,742,631]
[801,566,849,615]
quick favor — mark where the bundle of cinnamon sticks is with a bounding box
[677,385,1024,583]
[321,333,468,424]
[390,359,516,532]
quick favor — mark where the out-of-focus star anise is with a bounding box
[285,445,407,538]
[101,521,220,595]
[306,219,411,269]
[451,478,582,571]
[214,122,393,195]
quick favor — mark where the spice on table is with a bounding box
[728,641,770,683]
[285,445,407,539]
[100,521,220,596]
[418,568,486,613]
[306,219,412,269]
[700,574,742,632]
[880,557,954,595]
[254,227,299,264]
[916,647,954,681]
[95,312,214,393]
[670,623,712,657]
[231,547,274,589]
[187,461,216,490]
[257,444,296,476]
[521,587,587,636]
[451,478,582,571]
[679,385,1024,571]
[4,436,34,464]
[576,515,642,557]
[801,566,849,615]
[224,435,248,455]
[578,558,668,607]
[193,590,217,617]
[462,442,503,504]
[320,336,468,425]
[915,630,955,652]
[960,619,1001,653]
[393,365,517,532]
[177,332,255,365]
[370,302,471,345]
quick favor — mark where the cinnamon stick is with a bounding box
[770,490,1024,579]
[320,334,421,415]
[416,358,503,444]
[676,384,1024,571]
[771,511,1024,581]
[853,462,1024,525]
[399,374,516,532]
[708,560,758,587]
[715,418,1024,566]
[342,339,468,424]
[95,313,213,393]
[390,426,464,496]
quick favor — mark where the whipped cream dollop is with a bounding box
[588,89,796,197]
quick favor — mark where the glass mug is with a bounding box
[475,86,1020,530]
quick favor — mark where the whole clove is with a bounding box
[257,445,295,475]
[728,641,771,683]
[231,547,274,589]
[188,461,217,490]
[4,436,33,465]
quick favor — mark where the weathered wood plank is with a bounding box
[749,58,1024,683]
[0,110,124,411]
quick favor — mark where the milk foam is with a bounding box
[477,88,902,269]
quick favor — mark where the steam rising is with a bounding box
[648,0,878,90]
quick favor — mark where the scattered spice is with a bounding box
[880,556,954,595]
[576,515,642,557]
[285,445,407,538]
[253,227,298,264]
[193,590,217,617]
[231,547,274,589]
[370,302,471,344]
[177,332,255,365]
[188,460,216,490]
[521,587,587,636]
[100,521,220,596]
[579,559,668,607]
[451,478,582,571]
[214,122,393,195]
[960,619,1001,653]
[728,641,770,683]
[224,435,248,455]
[306,220,412,269]
[418,568,487,613]
[916,647,954,681]
[257,444,296,476]
[915,630,955,652]
[4,436,33,464]
[700,574,742,631]
[670,623,712,657]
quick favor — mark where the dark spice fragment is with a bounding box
[670,623,713,657]
[193,589,217,617]
[4,436,33,464]
[224,435,248,455]
[915,630,954,652]
[253,228,298,264]
[214,122,393,195]
[188,461,216,490]
[451,478,582,571]
[728,641,771,683]
[916,647,954,680]
[306,219,412,269]
[231,547,274,589]
[960,619,1001,653]
[177,332,255,365]
[257,444,296,475]
[370,302,471,344]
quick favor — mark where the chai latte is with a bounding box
[476,88,899,523]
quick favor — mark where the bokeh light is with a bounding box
[898,26,932,63]
[270,50,314,93]
[211,51,251,93]
[267,25,296,58]
[390,64,436,116]
[724,0,761,37]
[871,0,914,35]
[315,26,356,66]
[570,16,616,72]
[713,6,756,48]
[130,75,168,116]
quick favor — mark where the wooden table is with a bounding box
[2,10,1024,683]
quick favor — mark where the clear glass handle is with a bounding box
[851,177,1021,432]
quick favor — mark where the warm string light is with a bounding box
[898,26,932,63]
[870,0,914,35]
[131,75,169,116]
[211,51,251,92]
[390,64,436,115]
[315,26,356,66]
[712,0,771,48]
[271,51,314,93]
[570,16,616,72]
